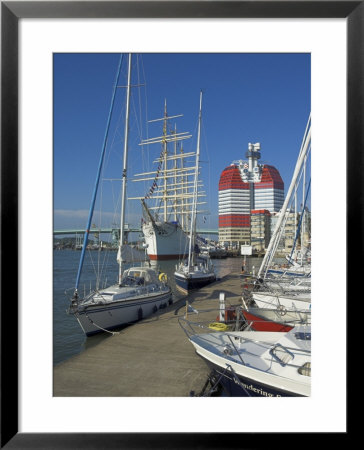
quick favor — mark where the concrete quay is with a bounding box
[53,272,247,397]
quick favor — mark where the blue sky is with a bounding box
[54,53,310,231]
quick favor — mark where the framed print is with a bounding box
[2,1,357,448]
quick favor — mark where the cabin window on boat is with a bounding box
[270,344,294,365]
[129,271,144,285]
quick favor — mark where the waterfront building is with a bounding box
[282,210,298,252]
[218,143,284,248]
[270,208,311,254]
[250,209,271,251]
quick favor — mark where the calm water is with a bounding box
[53,249,263,366]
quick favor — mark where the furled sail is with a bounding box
[116,244,148,264]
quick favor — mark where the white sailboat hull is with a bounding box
[252,292,311,311]
[189,325,311,397]
[74,287,172,336]
[142,220,190,260]
[260,277,311,293]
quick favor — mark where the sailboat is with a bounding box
[68,54,172,336]
[129,100,208,260]
[257,115,312,285]
[240,306,305,332]
[182,321,311,396]
[244,115,312,329]
[174,91,216,294]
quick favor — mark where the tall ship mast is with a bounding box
[129,101,207,260]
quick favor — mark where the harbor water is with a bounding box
[53,249,263,366]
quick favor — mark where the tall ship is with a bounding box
[130,101,207,260]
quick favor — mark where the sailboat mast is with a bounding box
[163,100,168,222]
[258,122,311,279]
[187,90,203,270]
[73,54,123,296]
[118,53,132,284]
[173,123,178,222]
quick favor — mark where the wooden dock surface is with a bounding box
[53,272,246,397]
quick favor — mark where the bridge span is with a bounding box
[54,227,219,237]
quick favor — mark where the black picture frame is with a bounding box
[1,1,355,448]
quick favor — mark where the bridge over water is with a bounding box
[54,227,219,238]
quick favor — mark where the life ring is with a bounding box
[208,322,230,331]
[159,272,168,283]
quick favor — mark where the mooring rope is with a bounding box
[85,312,120,335]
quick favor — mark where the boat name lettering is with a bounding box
[233,378,281,397]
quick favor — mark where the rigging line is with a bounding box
[289,178,311,262]
[87,246,101,288]
[108,100,127,163]
[201,122,212,229]
[136,55,144,143]
[290,146,311,199]
[92,184,102,288]
[92,180,119,286]
[130,56,144,145]
[92,121,127,284]
[139,55,151,197]
[74,54,124,293]
[104,62,129,172]
[96,169,109,284]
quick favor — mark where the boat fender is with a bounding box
[278,305,287,316]
[138,307,143,320]
[159,273,168,283]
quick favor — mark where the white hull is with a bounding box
[142,221,190,260]
[252,292,311,311]
[189,325,311,396]
[75,288,171,336]
[267,264,311,278]
[70,266,172,336]
[242,306,311,328]
[260,277,311,294]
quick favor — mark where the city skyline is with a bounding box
[54,53,311,231]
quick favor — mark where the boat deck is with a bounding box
[53,272,248,397]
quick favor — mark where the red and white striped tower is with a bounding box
[218,143,284,247]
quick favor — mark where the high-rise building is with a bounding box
[218,143,284,248]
